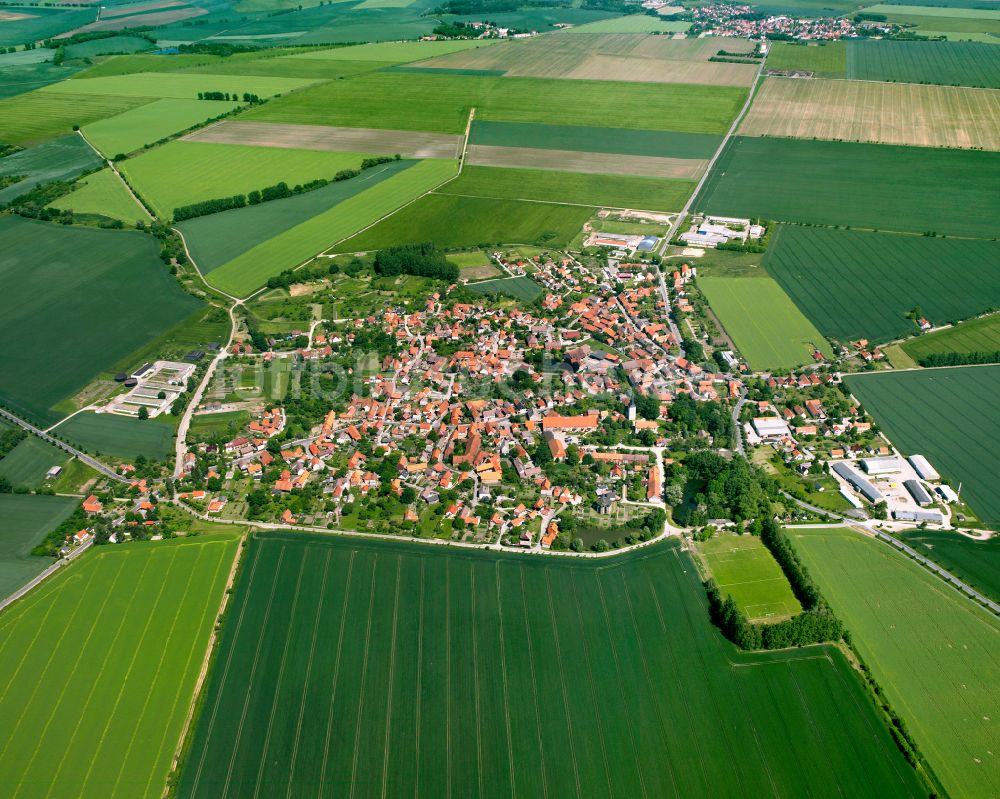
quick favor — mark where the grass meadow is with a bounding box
[790,526,1000,799]
[847,39,1000,87]
[0,436,68,490]
[698,533,802,621]
[764,226,1000,343]
[83,98,238,157]
[0,494,77,599]
[335,193,593,255]
[845,366,1000,524]
[698,275,832,369]
[898,530,1000,604]
[45,72,317,100]
[176,533,925,798]
[0,217,201,426]
[52,413,177,462]
[207,159,456,296]
[49,168,150,224]
[0,92,152,146]
[0,534,240,798]
[696,136,1000,238]
[765,41,846,76]
[902,313,1000,362]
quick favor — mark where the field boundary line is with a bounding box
[348,553,379,799]
[470,564,485,799]
[544,570,583,799]
[413,561,425,799]
[518,567,549,799]
[494,562,517,799]
[285,549,332,799]
[432,188,682,214]
[379,556,403,799]
[445,559,453,799]
[75,128,155,222]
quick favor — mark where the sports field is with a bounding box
[696,136,1000,237]
[898,530,1000,604]
[247,72,747,135]
[52,413,177,461]
[0,533,240,798]
[176,533,924,798]
[741,78,1000,151]
[902,313,1000,362]
[0,436,68,490]
[441,165,694,210]
[698,275,832,369]
[45,72,318,99]
[0,91,152,146]
[0,494,77,599]
[0,134,102,205]
[335,193,593,255]
[466,275,544,302]
[49,168,150,224]
[121,141,382,218]
[83,98,238,157]
[0,217,202,426]
[765,41,846,76]
[790,526,1000,799]
[764,226,1000,343]
[847,39,1000,87]
[845,366,1000,524]
[698,533,802,621]
[206,159,456,296]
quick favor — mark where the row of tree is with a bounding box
[918,349,1000,367]
[373,242,459,281]
[198,91,261,103]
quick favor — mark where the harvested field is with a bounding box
[67,5,205,32]
[185,120,462,158]
[741,77,1000,150]
[84,98,238,156]
[466,143,707,180]
[0,11,35,20]
[98,0,186,19]
[560,54,758,86]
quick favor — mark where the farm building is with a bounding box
[937,484,960,504]
[861,457,900,476]
[832,462,883,503]
[752,416,790,440]
[892,508,944,524]
[903,479,933,507]
[908,454,941,482]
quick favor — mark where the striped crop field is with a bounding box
[175,532,925,798]
[846,40,1000,87]
[902,313,1000,362]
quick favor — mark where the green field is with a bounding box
[176,532,925,798]
[0,92,151,146]
[697,136,1000,238]
[764,226,1000,344]
[121,141,382,218]
[903,313,1000,362]
[180,159,414,273]
[0,494,77,599]
[0,436,68,490]
[698,533,802,621]
[63,35,154,60]
[568,15,691,32]
[790,526,1000,799]
[845,366,1000,524]
[291,40,498,62]
[0,533,240,798]
[45,72,318,99]
[447,250,492,268]
[847,40,1000,87]
[469,120,722,159]
[336,193,592,255]
[440,165,693,211]
[466,275,544,302]
[857,5,1000,38]
[898,530,1000,603]
[247,72,747,135]
[698,275,832,369]
[207,159,457,296]
[0,217,202,426]
[52,413,176,462]
[0,7,92,47]
[83,98,238,157]
[0,134,102,206]
[188,411,251,440]
[49,168,149,224]
[765,41,847,76]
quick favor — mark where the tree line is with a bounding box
[918,350,1000,367]
[198,91,262,103]
[373,242,459,282]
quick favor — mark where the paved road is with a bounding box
[0,408,126,483]
[731,386,748,455]
[0,539,93,614]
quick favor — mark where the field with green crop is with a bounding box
[49,168,149,224]
[790,526,1000,799]
[0,6,93,47]
[467,275,543,302]
[188,411,252,440]
[0,217,202,426]
[45,72,318,99]
[698,533,802,621]
[0,533,240,798]
[53,413,176,461]
[698,275,832,369]
[855,5,1000,40]
[469,120,722,159]
[440,165,693,210]
[903,313,1000,362]
[764,226,1000,343]
[847,40,1000,87]
[696,136,1000,237]
[207,159,456,296]
[845,366,1000,524]
[83,98,238,156]
[765,41,846,76]
[0,494,77,599]
[121,141,381,218]
[247,72,747,134]
[0,436,68,490]
[336,193,592,255]
[898,530,1000,603]
[0,92,151,146]
[181,159,414,273]
[63,35,154,60]
[0,133,102,205]
[291,39,497,62]
[568,15,691,32]
[176,532,924,798]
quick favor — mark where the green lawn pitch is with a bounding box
[335,193,593,254]
[0,533,240,798]
[696,136,1000,238]
[789,526,1000,799]
[49,168,150,224]
[0,217,202,426]
[0,436,69,490]
[698,275,832,369]
[845,366,1000,524]
[44,71,318,100]
[175,532,925,798]
[902,313,1000,363]
[83,98,239,157]
[898,530,1000,604]
[0,494,77,599]
[0,92,152,146]
[52,413,177,462]
[764,226,1000,344]
[698,533,802,621]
